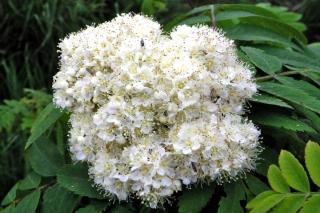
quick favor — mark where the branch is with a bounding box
[210,5,216,29]
[255,71,302,82]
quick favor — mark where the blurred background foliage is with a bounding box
[0,0,320,212]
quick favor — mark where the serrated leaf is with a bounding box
[246,191,275,209]
[164,3,277,32]
[300,70,320,86]
[279,150,310,192]
[250,93,293,109]
[272,195,305,213]
[245,175,269,195]
[216,10,256,21]
[57,163,103,199]
[250,193,286,213]
[18,172,41,190]
[276,77,320,100]
[76,203,108,213]
[25,103,62,149]
[14,190,41,213]
[42,184,80,213]
[256,147,278,176]
[109,204,135,213]
[305,141,320,187]
[180,15,211,26]
[267,165,289,193]
[293,105,320,132]
[185,4,277,18]
[252,112,316,133]
[26,137,64,177]
[258,82,320,114]
[257,3,306,31]
[261,47,320,71]
[308,42,320,57]
[178,184,214,213]
[225,24,293,47]
[241,46,282,74]
[300,195,320,213]
[218,182,245,213]
[2,204,15,213]
[238,15,307,44]
[1,183,18,206]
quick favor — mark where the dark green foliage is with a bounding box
[26,137,65,177]
[42,184,81,213]
[178,185,214,213]
[57,164,103,199]
[1,1,320,213]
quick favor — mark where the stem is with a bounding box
[12,181,55,204]
[210,5,216,29]
[255,71,302,82]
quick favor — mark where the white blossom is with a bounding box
[53,14,260,207]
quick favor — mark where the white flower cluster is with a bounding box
[53,14,260,207]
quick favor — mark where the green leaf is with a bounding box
[164,4,277,32]
[180,16,211,26]
[238,16,307,44]
[250,93,293,109]
[305,141,320,187]
[26,137,64,177]
[76,203,108,213]
[293,104,320,132]
[57,163,103,199]
[237,50,257,74]
[25,103,62,149]
[1,183,18,206]
[261,47,320,71]
[241,46,282,74]
[267,165,289,193]
[245,175,269,195]
[276,76,320,100]
[308,42,320,57]
[42,184,80,213]
[2,204,15,213]
[300,195,320,213]
[252,112,316,133]
[109,204,135,213]
[258,82,320,114]
[300,70,320,86]
[272,195,305,213]
[279,150,310,192]
[18,172,41,190]
[246,191,276,209]
[178,184,214,213]
[250,193,286,213]
[257,3,306,31]
[255,147,278,176]
[216,4,278,18]
[216,10,256,21]
[14,190,41,213]
[225,24,293,47]
[218,182,245,213]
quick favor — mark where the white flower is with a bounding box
[53,14,260,208]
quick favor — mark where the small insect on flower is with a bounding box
[53,13,260,208]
